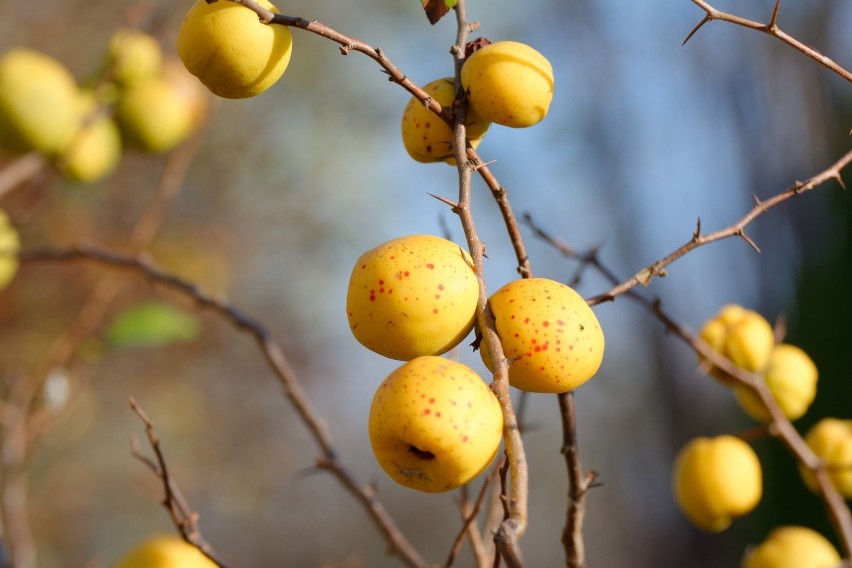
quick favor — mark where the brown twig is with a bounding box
[444,462,501,568]
[590,148,852,305]
[128,397,228,568]
[448,2,527,564]
[685,0,852,83]
[17,245,428,568]
[0,127,208,568]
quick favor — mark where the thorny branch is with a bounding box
[685,0,852,83]
[449,1,527,564]
[16,246,428,568]
[590,148,852,306]
[128,398,228,568]
[523,209,852,561]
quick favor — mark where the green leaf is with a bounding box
[421,0,451,25]
[106,301,201,349]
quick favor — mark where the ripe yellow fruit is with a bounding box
[115,76,197,153]
[733,344,818,423]
[672,435,762,532]
[114,535,217,568]
[481,278,603,393]
[0,209,20,292]
[58,94,122,184]
[0,48,81,155]
[109,28,163,86]
[177,0,293,99]
[368,356,503,493]
[346,235,479,361]
[741,526,841,568]
[400,77,489,164]
[699,304,775,385]
[460,41,554,128]
[799,418,852,498]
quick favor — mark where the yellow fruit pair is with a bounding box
[346,235,604,393]
[672,435,762,532]
[699,305,818,423]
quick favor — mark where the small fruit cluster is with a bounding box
[671,304,847,566]
[400,41,553,164]
[0,33,207,185]
[699,304,818,422]
[345,235,604,492]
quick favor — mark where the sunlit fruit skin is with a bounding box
[699,304,775,386]
[115,77,197,153]
[741,526,841,568]
[799,418,852,498]
[460,41,553,128]
[109,28,163,86]
[0,209,20,292]
[58,94,122,184]
[672,435,762,532]
[400,77,489,164]
[368,356,503,493]
[177,0,293,99]
[733,344,818,423]
[346,235,479,361]
[114,535,218,568]
[0,48,80,155]
[481,278,604,393]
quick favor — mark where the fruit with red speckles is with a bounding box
[672,435,762,532]
[798,418,852,498]
[368,356,503,493]
[480,277,604,393]
[114,534,217,567]
[346,235,479,361]
[177,0,293,99]
[741,526,841,568]
[733,343,818,423]
[400,77,489,164]
[460,41,553,128]
[699,304,775,385]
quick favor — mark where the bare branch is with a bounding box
[590,148,852,304]
[128,398,228,568]
[688,0,852,82]
[17,246,428,568]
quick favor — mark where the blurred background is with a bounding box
[0,0,849,566]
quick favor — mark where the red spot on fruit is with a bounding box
[436,412,442,418]
[462,435,469,442]
[423,408,431,415]
[433,309,438,314]
[438,284,444,290]
[524,318,530,324]
[426,263,435,269]
[404,271,410,277]
[429,398,435,404]
[378,280,384,285]
[557,320,565,326]
[542,321,550,327]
